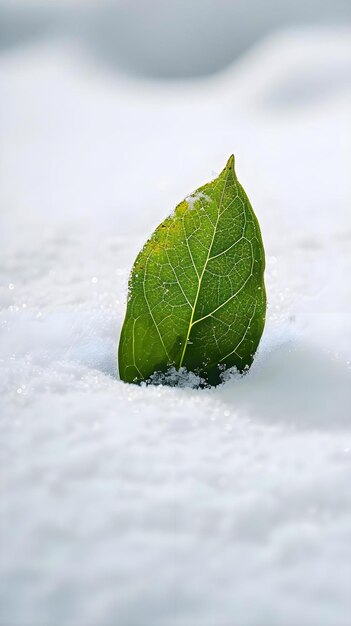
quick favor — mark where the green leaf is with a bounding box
[118,155,266,386]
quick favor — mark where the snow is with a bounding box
[184,191,210,212]
[1,27,351,626]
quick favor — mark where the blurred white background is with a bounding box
[0,0,350,77]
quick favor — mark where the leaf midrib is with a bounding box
[178,166,231,368]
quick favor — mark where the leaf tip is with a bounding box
[226,154,235,171]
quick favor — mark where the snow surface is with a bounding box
[1,28,351,626]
